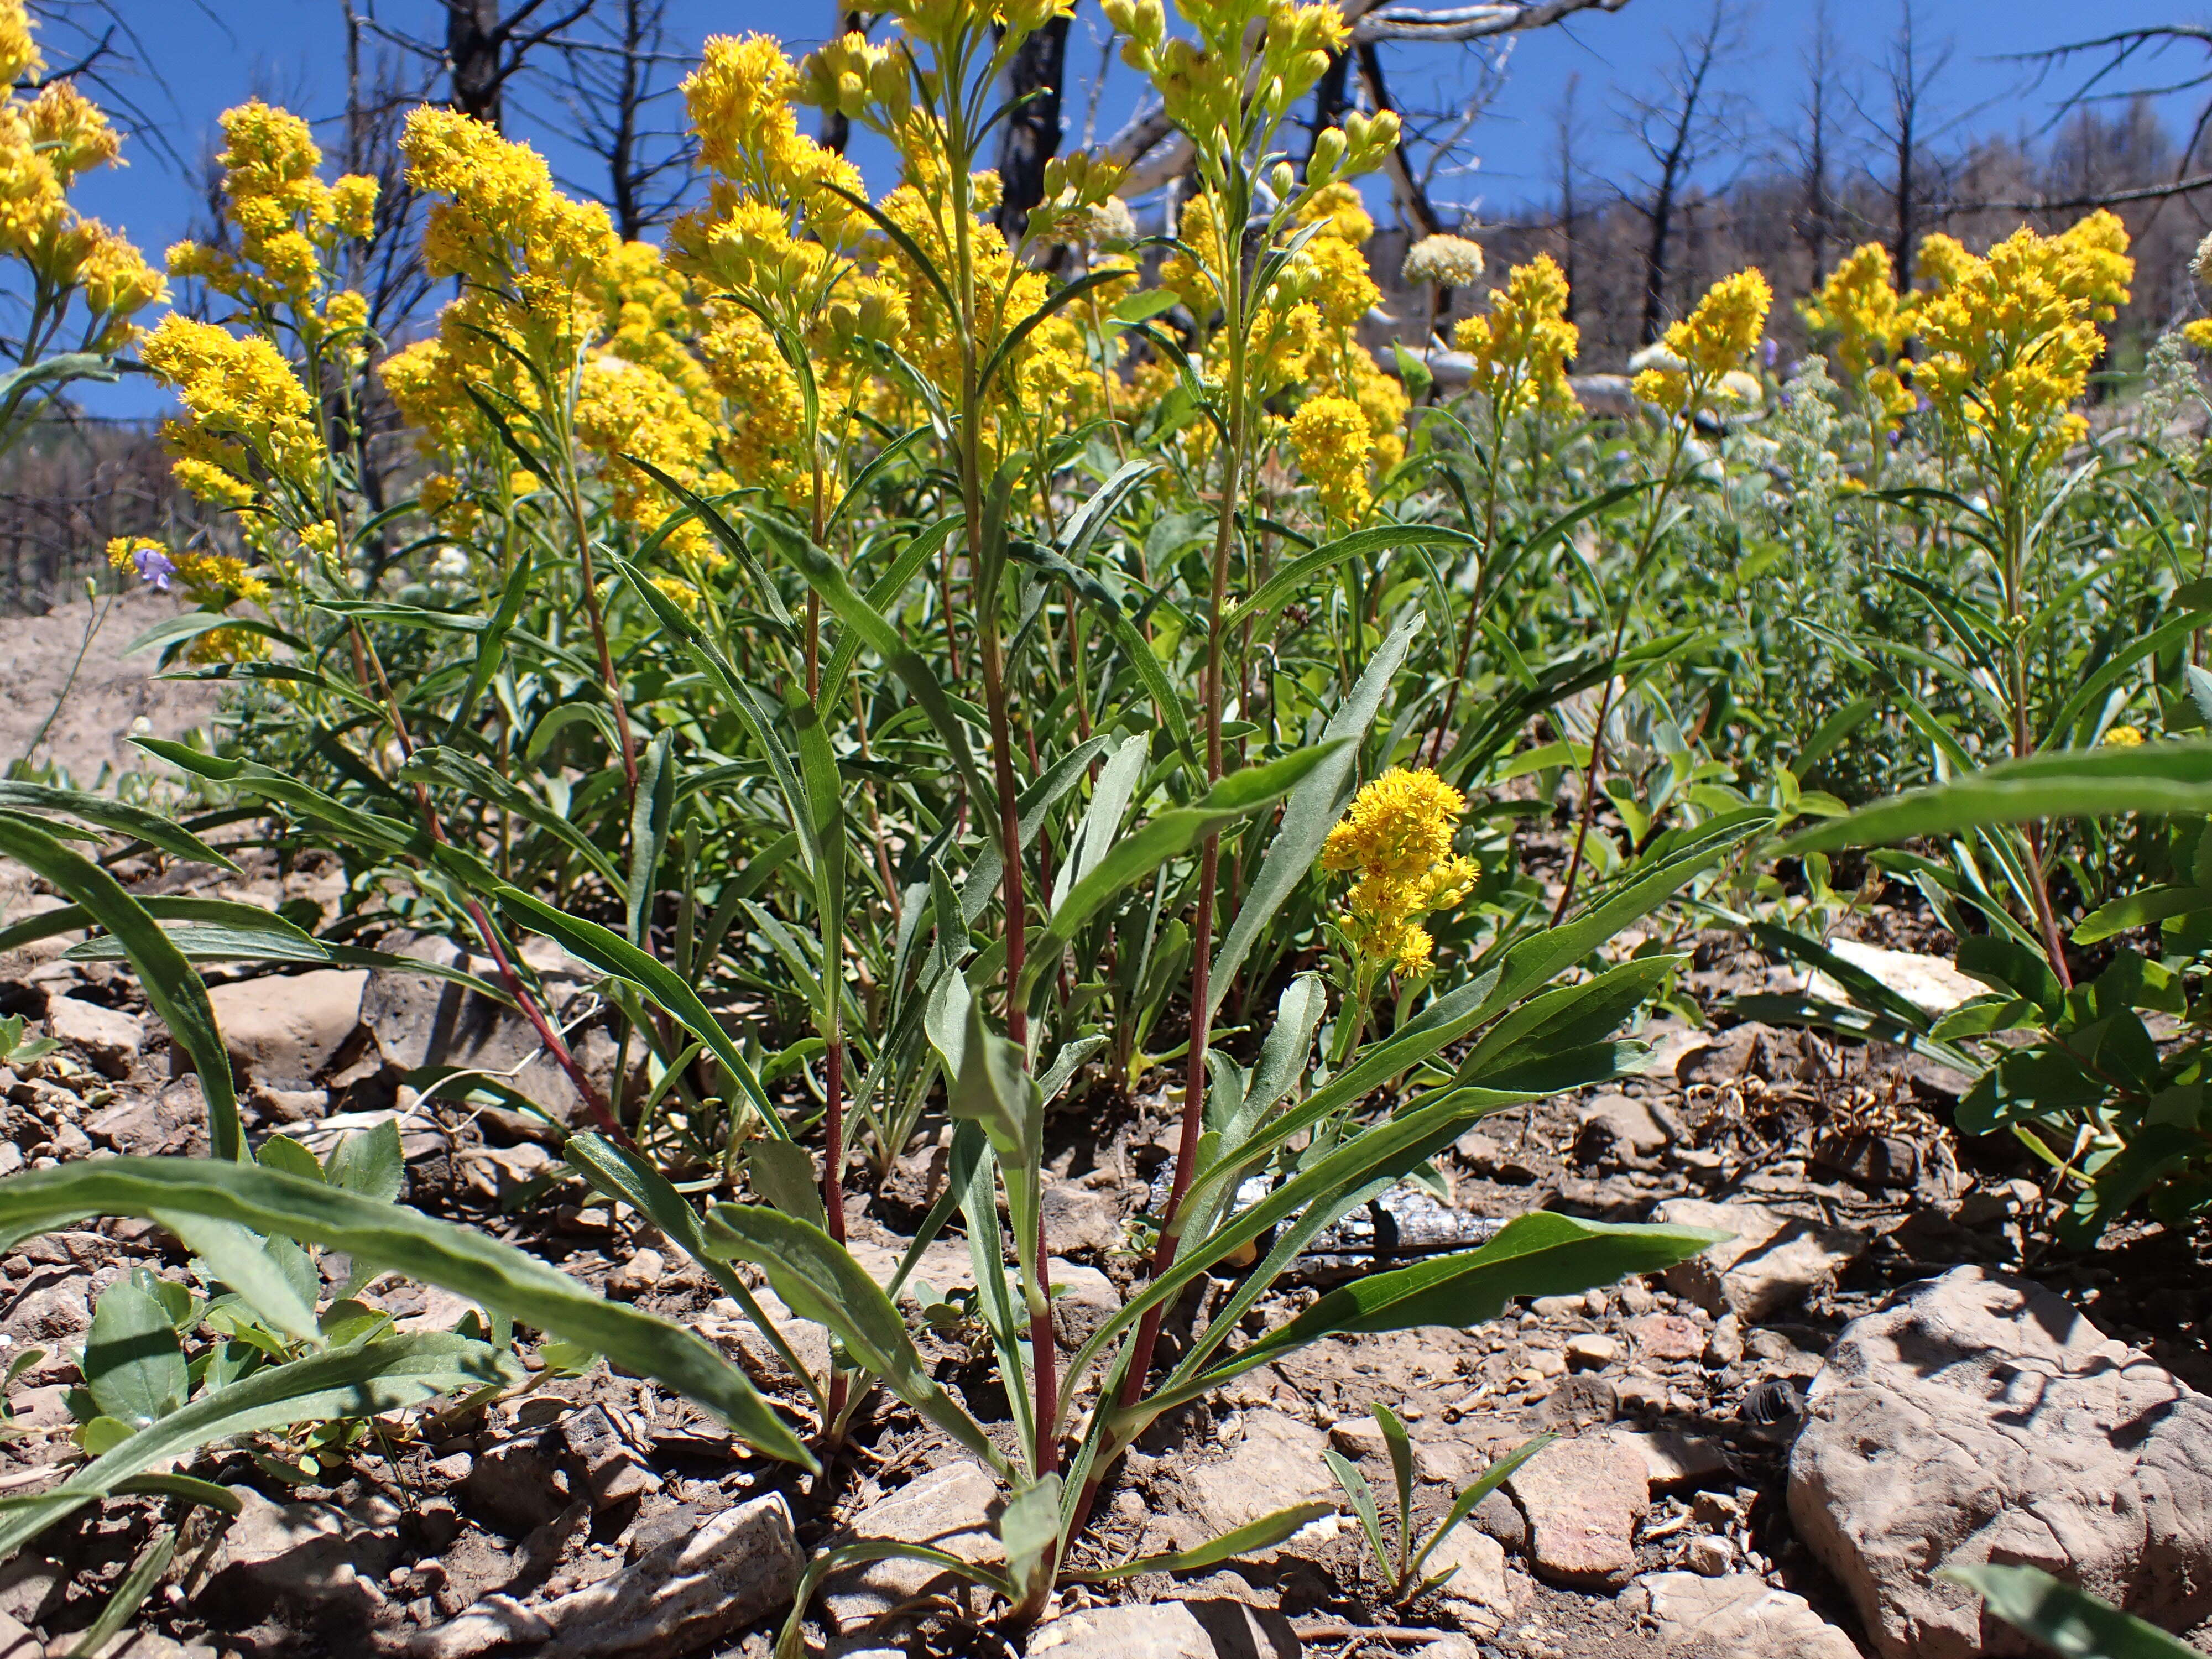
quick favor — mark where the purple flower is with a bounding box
[1762,338,1778,368]
[133,547,175,592]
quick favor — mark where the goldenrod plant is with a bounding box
[15,0,2212,1640]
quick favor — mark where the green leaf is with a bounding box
[1408,1436,1554,1582]
[1165,1213,1730,1407]
[2074,885,2212,946]
[702,1201,1003,1474]
[398,746,623,886]
[1209,611,1422,1013]
[491,884,783,1139]
[159,1213,321,1344]
[324,1119,406,1206]
[1019,743,1343,998]
[0,815,243,1162]
[1000,1473,1062,1607]
[745,1139,827,1232]
[0,782,236,870]
[0,1333,518,1558]
[64,924,332,965]
[1326,1445,1391,1579]
[82,1281,187,1429]
[1067,1500,1335,1580]
[0,1157,814,1470]
[1942,1563,2199,1659]
[1225,526,1476,630]
[1779,743,2212,854]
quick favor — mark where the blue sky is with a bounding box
[58,0,2212,414]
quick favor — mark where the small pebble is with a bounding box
[1687,1534,1735,1576]
[1704,1313,1746,1367]
[1565,1333,1620,1370]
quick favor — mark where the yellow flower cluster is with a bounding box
[0,2,162,351]
[105,537,272,663]
[140,314,327,510]
[1321,768,1479,974]
[1911,212,2133,467]
[1107,0,1357,156]
[1799,243,1914,428]
[2103,724,2145,747]
[685,34,863,239]
[1452,253,1579,414]
[166,101,379,321]
[1632,269,1772,416]
[1289,395,1373,521]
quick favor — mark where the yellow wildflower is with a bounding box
[140,314,328,504]
[1452,253,1579,414]
[1321,769,1477,974]
[1290,394,1373,521]
[0,0,38,85]
[1632,269,1772,415]
[2104,724,2145,747]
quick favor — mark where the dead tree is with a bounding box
[356,0,593,131]
[541,0,695,237]
[1867,1,1950,291]
[1617,0,1743,344]
[997,12,1073,237]
[1792,0,1845,287]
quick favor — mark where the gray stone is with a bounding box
[1788,1266,2212,1659]
[1181,1409,1335,1536]
[1574,1093,1670,1159]
[1627,1312,1706,1363]
[605,1249,665,1301]
[192,1489,400,1620]
[46,997,140,1078]
[821,1462,1001,1631]
[413,1493,799,1659]
[1615,1429,1734,1495]
[1652,1199,1867,1321]
[1503,1432,1650,1590]
[1040,1180,1126,1256]
[206,968,367,1087]
[1629,1571,1859,1659]
[561,1404,661,1508]
[1047,1261,1120,1350]
[1027,1600,1300,1659]
[1686,1535,1735,1576]
[1425,1524,1514,1612]
[0,1556,61,1630]
[0,1610,32,1659]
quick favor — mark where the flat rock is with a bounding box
[1615,1428,1734,1494]
[1040,1179,1125,1256]
[1803,938,1981,1016]
[1789,1266,2212,1659]
[1574,1093,1670,1158]
[206,968,367,1088]
[1027,1600,1300,1659]
[0,1610,33,1659]
[1629,1571,1859,1659]
[412,1493,799,1659]
[1425,1524,1515,1613]
[1182,1409,1335,1535]
[1627,1312,1706,1363]
[1503,1432,1650,1590]
[192,1489,400,1621]
[1047,1260,1120,1349]
[821,1461,1001,1631]
[1651,1199,1867,1321]
[46,996,140,1078]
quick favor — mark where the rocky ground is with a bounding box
[3,833,2210,1659]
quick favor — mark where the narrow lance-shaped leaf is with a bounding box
[0,1333,518,1558]
[1018,743,1343,999]
[0,1159,815,1470]
[1210,610,1422,1011]
[0,816,245,1163]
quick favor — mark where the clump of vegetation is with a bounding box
[6,0,2212,1644]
